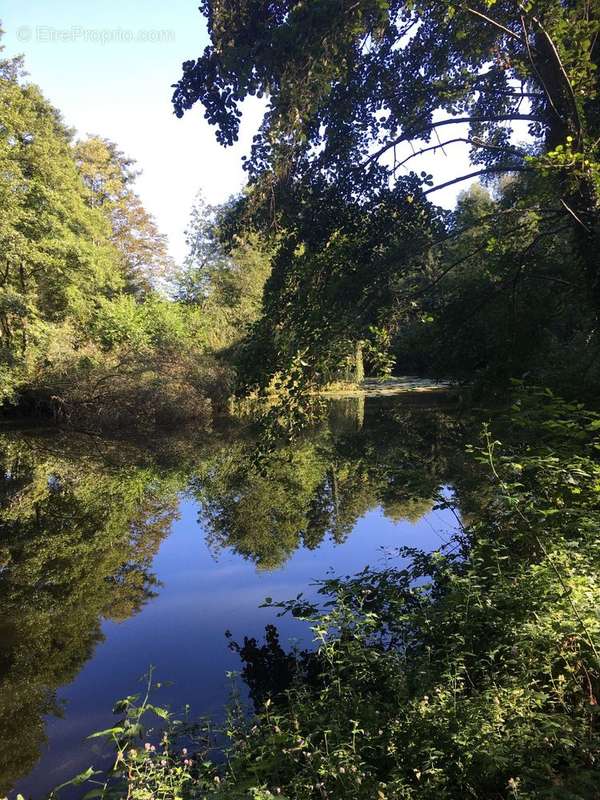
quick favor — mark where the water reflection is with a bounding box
[0,434,186,793]
[0,396,471,797]
[195,398,466,569]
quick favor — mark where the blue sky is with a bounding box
[1,0,263,263]
[2,1,486,265]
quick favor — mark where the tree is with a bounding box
[174,193,233,305]
[172,0,600,390]
[174,193,271,353]
[388,179,594,387]
[0,52,122,402]
[74,136,176,296]
[173,0,598,289]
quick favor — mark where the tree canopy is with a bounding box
[74,136,175,296]
[173,0,600,391]
[0,35,266,425]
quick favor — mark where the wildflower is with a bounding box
[129,749,137,758]
[161,759,167,767]
[182,748,188,755]
[145,743,152,751]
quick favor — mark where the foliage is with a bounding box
[0,40,203,424]
[0,38,266,427]
[49,669,219,800]
[0,47,123,404]
[174,194,271,355]
[74,136,176,297]
[173,0,600,393]
[390,181,598,391]
[217,390,600,799]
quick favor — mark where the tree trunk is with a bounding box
[354,340,364,384]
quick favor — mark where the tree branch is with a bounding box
[399,216,536,306]
[560,198,591,232]
[465,6,525,46]
[423,166,531,197]
[364,114,543,169]
[445,225,572,335]
[393,137,526,171]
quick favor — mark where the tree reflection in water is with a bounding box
[0,395,469,794]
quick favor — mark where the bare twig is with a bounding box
[363,114,542,170]
[423,166,531,197]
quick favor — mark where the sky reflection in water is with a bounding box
[3,398,465,798]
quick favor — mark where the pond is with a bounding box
[0,395,473,798]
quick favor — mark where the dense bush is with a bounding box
[1,301,231,430]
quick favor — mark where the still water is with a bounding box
[0,396,470,798]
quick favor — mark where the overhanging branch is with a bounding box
[393,137,526,171]
[466,6,526,46]
[364,114,543,169]
[423,166,532,197]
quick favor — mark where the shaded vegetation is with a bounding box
[173,0,600,399]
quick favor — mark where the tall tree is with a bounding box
[0,50,122,401]
[74,136,175,296]
[174,193,271,352]
[173,0,600,327]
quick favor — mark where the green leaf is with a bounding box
[87,726,124,739]
[148,704,170,720]
[53,767,100,793]
[82,790,106,800]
